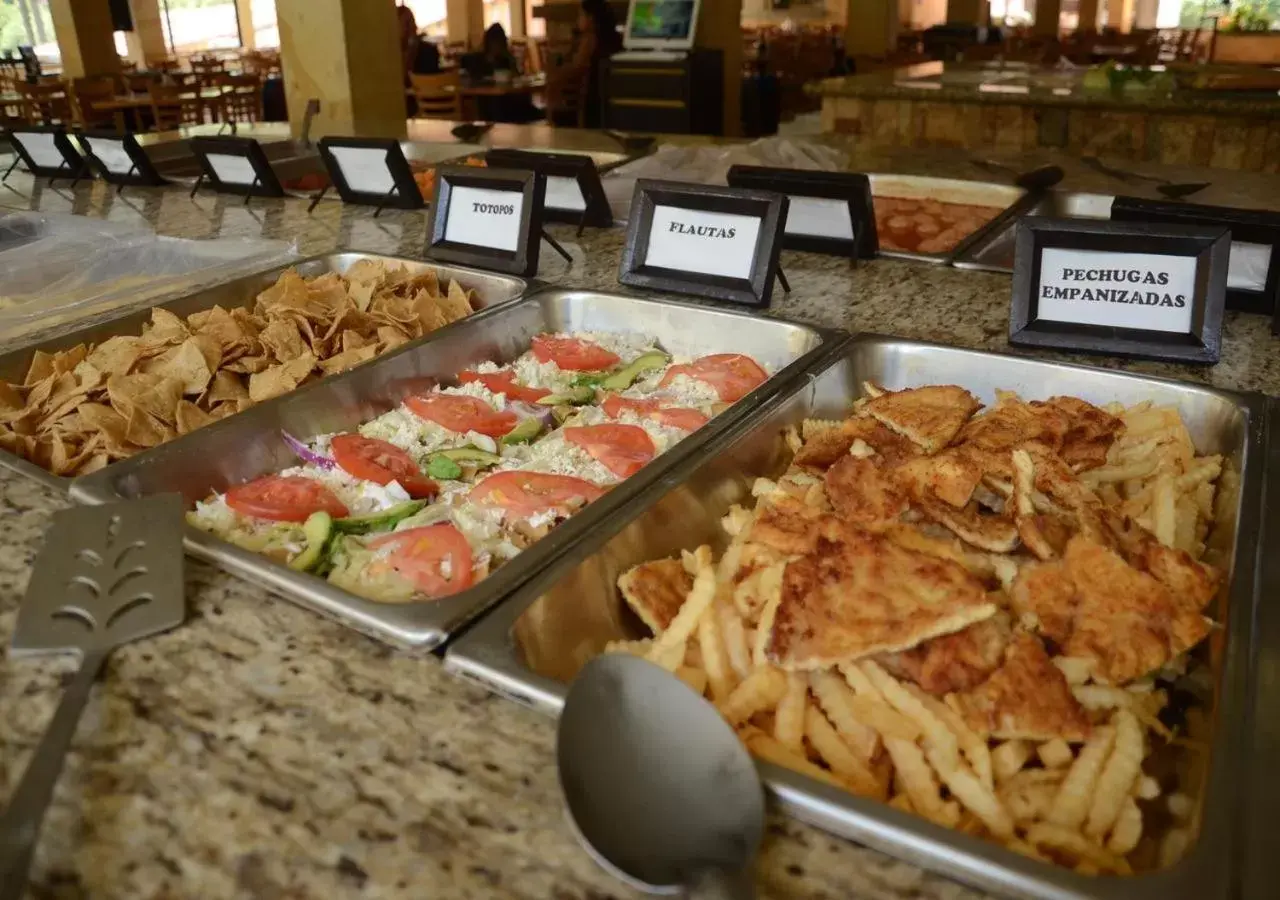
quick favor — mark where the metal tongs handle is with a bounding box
[0,648,108,900]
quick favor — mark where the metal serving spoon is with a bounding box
[557,655,765,898]
[1081,156,1210,200]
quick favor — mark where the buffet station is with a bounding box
[1,120,1278,900]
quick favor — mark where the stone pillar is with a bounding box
[447,0,485,48]
[277,0,406,139]
[700,0,743,136]
[1132,0,1158,29]
[1077,0,1100,31]
[846,0,898,56]
[509,0,527,38]
[235,0,256,49]
[1106,0,1133,31]
[124,0,167,65]
[49,0,123,79]
[1033,0,1061,37]
[946,0,988,25]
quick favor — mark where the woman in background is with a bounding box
[548,0,621,127]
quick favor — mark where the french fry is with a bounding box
[651,561,716,657]
[810,671,882,760]
[803,703,882,798]
[1004,839,1049,863]
[750,564,785,665]
[1025,824,1133,875]
[924,743,1014,839]
[720,504,753,538]
[719,666,788,726]
[603,638,653,657]
[1001,779,1059,823]
[647,638,687,672]
[884,737,957,827]
[783,425,803,453]
[1166,792,1194,822]
[1080,458,1158,485]
[992,740,1032,783]
[1047,725,1117,830]
[907,685,993,792]
[1038,738,1075,769]
[674,666,708,695]
[719,604,754,679]
[1086,709,1145,841]
[860,661,959,765]
[1134,775,1161,801]
[742,728,848,793]
[1152,470,1177,548]
[698,602,736,702]
[1159,828,1191,870]
[887,793,914,814]
[1107,796,1143,855]
[680,544,713,575]
[773,672,808,753]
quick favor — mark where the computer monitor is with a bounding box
[623,0,701,51]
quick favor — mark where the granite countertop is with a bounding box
[810,61,1280,117]
[1,141,1278,900]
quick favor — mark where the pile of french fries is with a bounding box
[603,396,1222,875]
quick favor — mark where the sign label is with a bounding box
[206,153,258,186]
[444,184,523,252]
[1227,240,1272,293]
[784,195,855,241]
[92,139,136,175]
[646,205,761,280]
[1036,247,1195,334]
[14,132,64,169]
[328,145,396,196]
[544,174,587,212]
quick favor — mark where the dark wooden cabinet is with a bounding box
[600,50,724,135]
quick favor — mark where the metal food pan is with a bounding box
[868,174,1027,264]
[444,334,1265,900]
[0,252,531,491]
[70,289,843,651]
[954,191,1116,274]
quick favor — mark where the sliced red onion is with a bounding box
[281,430,336,470]
[511,401,555,427]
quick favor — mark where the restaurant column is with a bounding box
[49,0,122,79]
[1032,0,1061,37]
[1106,0,1134,31]
[945,0,987,26]
[277,0,406,139]
[845,0,897,56]
[447,0,486,48]
[235,0,256,49]
[509,0,526,39]
[1077,0,1099,31]
[699,0,743,136]
[125,0,168,65]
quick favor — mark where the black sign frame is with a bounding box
[424,166,544,277]
[2,126,86,183]
[483,148,613,232]
[726,164,877,259]
[77,130,165,189]
[1109,195,1280,319]
[316,136,425,213]
[189,136,285,200]
[1010,217,1230,365]
[618,179,789,309]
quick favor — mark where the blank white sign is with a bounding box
[206,153,259,186]
[329,145,396,196]
[544,174,587,212]
[784,195,855,240]
[1227,240,1272,293]
[444,184,524,252]
[91,140,136,175]
[14,132,65,169]
[645,205,761,280]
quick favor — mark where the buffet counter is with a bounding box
[811,61,1280,173]
[1,139,1278,900]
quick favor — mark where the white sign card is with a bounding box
[14,132,65,169]
[1036,247,1197,334]
[645,205,762,281]
[206,153,259,186]
[329,145,396,196]
[91,139,137,176]
[1227,240,1272,293]
[543,174,587,213]
[444,184,524,252]
[784,195,855,241]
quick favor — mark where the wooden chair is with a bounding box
[148,81,204,131]
[410,71,462,119]
[523,38,544,75]
[216,73,263,123]
[72,76,118,129]
[17,80,72,125]
[190,55,226,76]
[124,72,158,94]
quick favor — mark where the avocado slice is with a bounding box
[536,384,595,406]
[332,500,428,535]
[501,417,542,445]
[550,404,577,426]
[289,511,334,571]
[598,350,670,392]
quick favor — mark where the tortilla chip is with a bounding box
[318,344,379,376]
[248,351,317,402]
[440,280,475,322]
[24,350,56,386]
[259,318,309,363]
[152,335,221,395]
[86,335,147,377]
[224,355,273,375]
[147,307,190,343]
[175,399,216,435]
[341,330,373,353]
[107,373,184,424]
[79,403,130,447]
[412,290,449,333]
[0,382,23,413]
[205,370,249,405]
[51,345,89,375]
[123,408,170,448]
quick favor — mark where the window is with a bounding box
[159,0,242,55]
[485,0,511,33]
[527,0,546,38]
[247,0,279,49]
[0,0,60,63]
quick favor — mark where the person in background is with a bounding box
[482,23,518,76]
[547,0,621,127]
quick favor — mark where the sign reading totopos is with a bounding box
[424,166,544,276]
[1010,218,1229,365]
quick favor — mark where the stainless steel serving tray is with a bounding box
[953,191,1115,273]
[444,335,1265,900]
[0,252,531,491]
[868,174,1027,265]
[70,289,844,651]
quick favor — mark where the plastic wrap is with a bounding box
[601,138,848,221]
[0,212,297,339]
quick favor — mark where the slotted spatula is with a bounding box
[0,494,186,900]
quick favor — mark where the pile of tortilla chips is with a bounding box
[0,260,477,477]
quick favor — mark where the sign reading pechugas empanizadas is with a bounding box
[1010,218,1229,365]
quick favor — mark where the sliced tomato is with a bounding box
[330,434,437,499]
[459,369,551,403]
[370,524,474,598]
[530,334,620,371]
[405,393,519,438]
[600,393,709,432]
[225,475,349,522]
[564,424,656,479]
[469,470,605,519]
[659,353,768,403]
